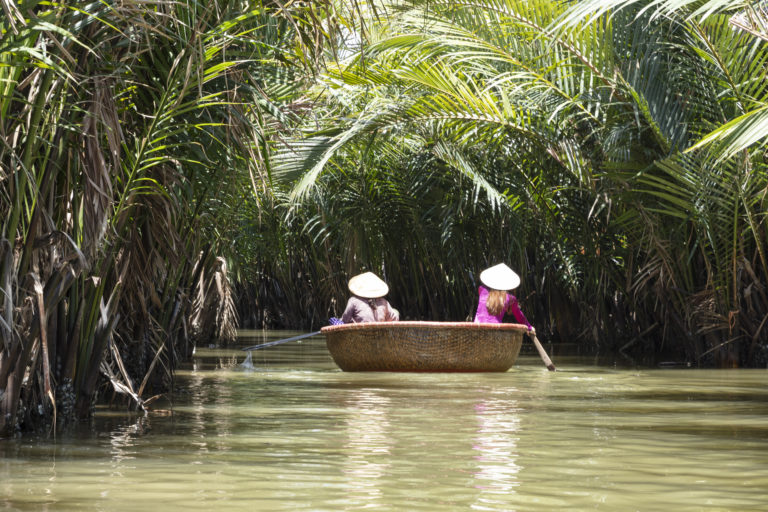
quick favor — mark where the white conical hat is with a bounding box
[348,272,389,298]
[479,263,520,291]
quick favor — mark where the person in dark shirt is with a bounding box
[341,272,400,323]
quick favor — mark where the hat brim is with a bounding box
[479,263,520,291]
[348,272,389,298]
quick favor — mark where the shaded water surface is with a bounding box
[2,330,767,511]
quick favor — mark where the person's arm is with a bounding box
[382,300,399,321]
[508,295,533,331]
[341,297,358,324]
[473,285,486,322]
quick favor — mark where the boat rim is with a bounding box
[321,321,528,333]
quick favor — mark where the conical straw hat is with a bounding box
[479,263,520,291]
[348,272,389,299]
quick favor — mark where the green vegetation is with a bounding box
[264,0,768,369]
[0,0,340,434]
[260,1,768,365]
[2,0,767,435]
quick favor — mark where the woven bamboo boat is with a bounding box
[320,321,527,372]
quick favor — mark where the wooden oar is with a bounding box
[529,331,556,371]
[241,330,322,351]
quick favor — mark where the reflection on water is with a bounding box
[109,415,148,470]
[342,389,392,505]
[471,392,521,500]
[1,331,767,511]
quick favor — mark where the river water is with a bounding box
[1,330,767,511]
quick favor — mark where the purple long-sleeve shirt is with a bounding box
[473,285,532,329]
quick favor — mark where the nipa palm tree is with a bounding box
[0,0,347,435]
[273,0,768,365]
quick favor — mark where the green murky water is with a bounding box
[1,330,767,511]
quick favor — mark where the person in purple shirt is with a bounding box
[473,263,534,333]
[341,272,400,324]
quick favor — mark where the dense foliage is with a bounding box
[0,0,342,434]
[259,0,768,368]
[2,0,767,435]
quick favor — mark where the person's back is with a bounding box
[342,296,399,323]
[473,285,508,323]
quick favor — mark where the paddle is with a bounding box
[529,331,556,371]
[241,330,322,351]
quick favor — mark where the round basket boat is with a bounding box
[320,321,527,372]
